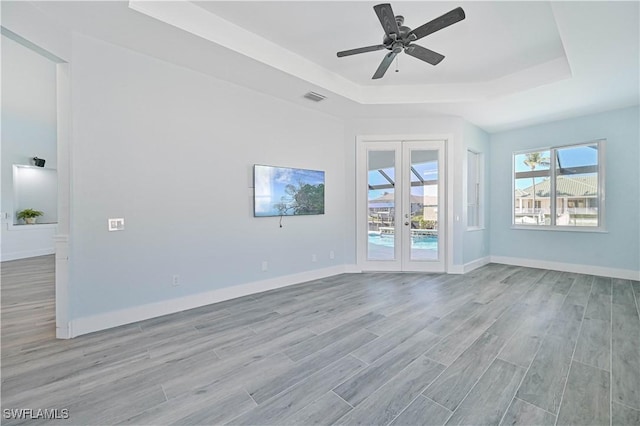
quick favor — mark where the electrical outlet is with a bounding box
[261,261,268,272]
[172,275,180,287]
[311,254,317,262]
[329,250,335,259]
[108,218,125,231]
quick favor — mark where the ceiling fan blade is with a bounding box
[337,44,387,57]
[372,51,397,79]
[404,44,445,65]
[373,3,400,39]
[409,7,466,41]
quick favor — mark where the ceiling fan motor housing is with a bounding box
[383,16,412,47]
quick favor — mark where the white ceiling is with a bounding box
[197,1,567,86]
[14,1,640,132]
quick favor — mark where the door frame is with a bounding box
[356,134,454,273]
[55,61,71,338]
[1,27,72,338]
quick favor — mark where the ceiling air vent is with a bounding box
[303,91,326,102]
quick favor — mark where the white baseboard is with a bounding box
[448,256,491,274]
[491,256,640,281]
[69,264,355,338]
[448,265,464,274]
[56,323,71,339]
[343,264,363,273]
[1,248,55,262]
[65,257,639,338]
[464,256,491,273]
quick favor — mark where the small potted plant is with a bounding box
[17,208,43,225]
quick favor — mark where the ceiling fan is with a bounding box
[337,3,466,79]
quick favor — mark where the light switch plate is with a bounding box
[108,218,125,231]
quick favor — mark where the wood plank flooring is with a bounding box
[2,255,640,425]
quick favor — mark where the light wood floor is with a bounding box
[2,255,640,425]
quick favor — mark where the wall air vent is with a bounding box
[303,91,326,102]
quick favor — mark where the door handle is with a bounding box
[404,222,409,226]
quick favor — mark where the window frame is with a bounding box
[512,139,606,232]
[467,149,484,230]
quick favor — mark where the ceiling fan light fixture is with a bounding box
[303,91,327,102]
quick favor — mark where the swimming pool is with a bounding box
[368,234,438,250]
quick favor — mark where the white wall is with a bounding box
[1,35,58,261]
[68,34,349,321]
[490,106,640,278]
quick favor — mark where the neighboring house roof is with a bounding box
[516,175,597,198]
[369,192,438,205]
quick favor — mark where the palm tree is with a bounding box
[524,152,550,223]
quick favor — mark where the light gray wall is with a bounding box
[462,122,491,264]
[69,34,349,319]
[489,106,640,273]
[1,35,58,260]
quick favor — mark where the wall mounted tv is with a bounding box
[254,165,325,217]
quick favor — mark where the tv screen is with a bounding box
[254,165,325,217]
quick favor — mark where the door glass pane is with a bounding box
[409,150,438,261]
[367,150,395,260]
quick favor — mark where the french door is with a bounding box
[357,140,445,272]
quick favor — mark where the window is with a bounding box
[467,150,483,228]
[513,140,605,229]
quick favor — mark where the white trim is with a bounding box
[512,139,606,231]
[343,264,362,274]
[466,227,486,232]
[465,149,484,230]
[1,248,55,262]
[448,256,491,275]
[355,133,452,274]
[446,134,455,274]
[448,265,464,274]
[5,222,58,231]
[464,256,491,273]
[55,62,72,339]
[0,26,66,63]
[54,234,70,339]
[510,225,608,233]
[68,265,354,338]
[490,256,639,281]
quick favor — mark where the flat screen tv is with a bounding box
[254,165,325,217]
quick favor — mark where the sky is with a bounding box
[514,144,598,190]
[368,161,438,201]
[254,165,325,216]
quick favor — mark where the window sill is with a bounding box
[510,225,607,233]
